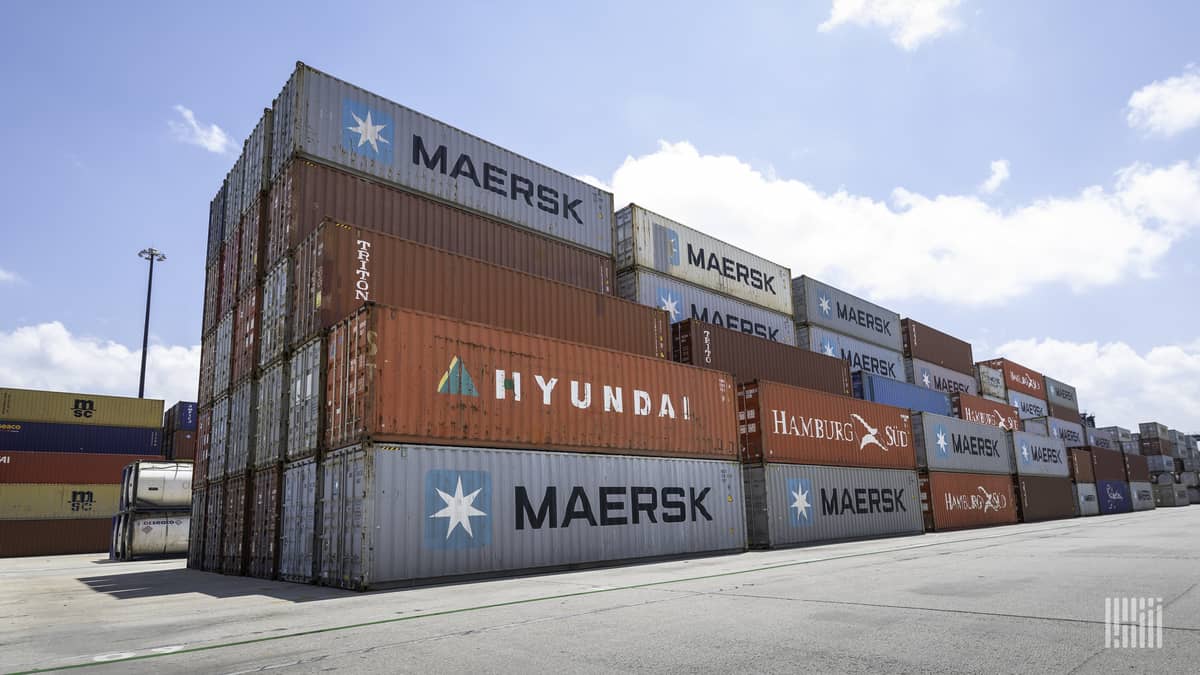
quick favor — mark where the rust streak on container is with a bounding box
[324,305,737,460]
[268,160,613,294]
[294,221,666,358]
[902,319,974,376]
[920,471,1018,532]
[737,380,916,470]
[672,319,850,395]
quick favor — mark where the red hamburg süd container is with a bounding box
[951,392,1021,433]
[267,160,613,294]
[977,358,1045,398]
[292,221,665,357]
[920,471,1018,531]
[901,319,974,376]
[672,319,851,395]
[324,305,737,460]
[737,380,916,470]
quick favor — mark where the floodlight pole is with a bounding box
[137,248,166,398]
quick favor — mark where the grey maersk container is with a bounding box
[1043,376,1079,417]
[614,204,792,315]
[797,324,904,381]
[1047,417,1086,448]
[319,444,746,590]
[617,268,795,344]
[976,364,1006,401]
[911,412,1014,475]
[1008,390,1048,420]
[792,276,902,352]
[1011,431,1070,478]
[743,464,922,549]
[270,63,613,256]
[905,357,978,396]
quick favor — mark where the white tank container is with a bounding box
[122,461,193,509]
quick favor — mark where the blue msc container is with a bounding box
[852,372,952,416]
[1096,480,1132,514]
[0,420,162,455]
[167,402,198,431]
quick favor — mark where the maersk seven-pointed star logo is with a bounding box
[787,478,814,527]
[437,356,478,397]
[657,287,683,322]
[424,470,491,549]
[342,99,394,164]
[920,368,932,388]
[817,291,832,316]
[934,425,949,456]
[820,338,837,357]
[1021,444,1031,464]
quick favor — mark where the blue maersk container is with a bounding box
[852,372,952,416]
[1096,480,1132,514]
[0,420,162,454]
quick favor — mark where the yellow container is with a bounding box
[0,388,164,429]
[0,483,121,520]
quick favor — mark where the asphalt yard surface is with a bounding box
[3,508,1198,673]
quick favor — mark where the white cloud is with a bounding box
[0,266,19,284]
[603,141,1200,306]
[994,337,1200,432]
[978,159,1010,194]
[1127,65,1200,137]
[818,0,963,51]
[168,105,234,154]
[0,322,199,405]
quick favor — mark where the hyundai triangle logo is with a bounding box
[437,356,479,397]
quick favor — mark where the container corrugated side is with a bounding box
[792,276,902,352]
[207,397,229,482]
[975,364,1006,400]
[978,358,1045,398]
[950,392,1021,433]
[202,481,225,571]
[241,110,272,214]
[1047,417,1085,447]
[798,324,904,381]
[165,402,198,432]
[325,305,738,460]
[1075,483,1099,516]
[287,338,324,461]
[231,284,260,385]
[0,452,159,485]
[744,464,921,549]
[738,380,916,470]
[0,519,111,557]
[319,443,745,590]
[0,483,120,519]
[202,257,222,335]
[271,64,614,256]
[219,224,241,316]
[904,357,978,396]
[187,483,207,569]
[267,159,613,294]
[911,412,1013,475]
[1100,426,1133,443]
[206,182,226,268]
[164,429,196,461]
[226,381,256,477]
[1011,431,1070,478]
[213,312,234,399]
[671,319,850,396]
[221,473,251,575]
[248,464,282,579]
[0,421,161,455]
[1016,475,1076,522]
[1139,422,1168,439]
[853,372,952,416]
[1090,447,1127,482]
[195,407,211,479]
[1044,376,1079,418]
[900,319,974,375]
[919,471,1018,531]
[223,158,245,235]
[617,268,795,344]
[1069,448,1095,483]
[0,389,164,429]
[293,221,667,358]
[198,332,216,408]
[280,457,319,583]
[1096,480,1132,514]
[258,259,291,367]
[1124,453,1151,482]
[613,204,792,315]
[254,363,286,468]
[1008,391,1049,420]
[237,196,266,293]
[1128,481,1155,511]
[1084,427,1118,451]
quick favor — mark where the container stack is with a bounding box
[162,401,198,460]
[1,388,164,557]
[1009,429,1075,522]
[1069,447,1099,516]
[110,461,192,560]
[1139,422,1189,507]
[901,319,978,397]
[614,204,795,345]
[1090,447,1132,515]
[739,381,923,548]
[976,358,1048,420]
[1123,452,1156,511]
[911,411,1018,531]
[792,277,904,383]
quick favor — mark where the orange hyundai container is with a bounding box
[737,380,916,470]
[293,221,667,358]
[920,471,1018,531]
[977,358,1045,398]
[324,305,737,459]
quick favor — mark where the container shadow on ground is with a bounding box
[76,569,354,603]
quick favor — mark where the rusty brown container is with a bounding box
[219,221,241,317]
[293,221,665,357]
[0,519,111,557]
[1069,448,1095,483]
[237,196,266,292]
[198,333,216,408]
[202,258,223,335]
[167,429,197,461]
[1139,437,1175,456]
[247,464,281,579]
[951,392,1021,433]
[1016,475,1076,522]
[1124,453,1151,483]
[1090,447,1127,482]
[267,159,613,294]
[672,319,851,395]
[231,285,261,384]
[902,319,974,375]
[221,473,251,575]
[0,452,157,484]
[978,358,1045,398]
[737,380,916,470]
[919,471,1018,532]
[324,305,737,459]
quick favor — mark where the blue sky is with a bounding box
[1,1,1198,429]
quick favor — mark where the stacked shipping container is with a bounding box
[792,277,904,382]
